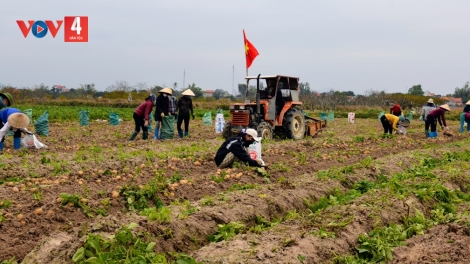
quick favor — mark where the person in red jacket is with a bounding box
[129,94,155,141]
[425,104,450,138]
[389,103,402,116]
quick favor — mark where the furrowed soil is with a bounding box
[1,118,470,263]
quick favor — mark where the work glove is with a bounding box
[192,114,195,120]
[261,165,269,170]
[444,126,449,130]
[160,113,165,118]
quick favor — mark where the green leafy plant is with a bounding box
[248,216,280,234]
[119,185,164,211]
[352,135,365,143]
[228,183,256,192]
[0,200,12,209]
[140,206,171,223]
[208,222,246,242]
[59,193,95,218]
[72,223,167,263]
[210,174,225,183]
[311,227,336,239]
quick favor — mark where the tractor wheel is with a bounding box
[256,122,273,140]
[283,108,305,140]
[222,121,232,139]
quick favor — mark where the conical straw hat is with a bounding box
[439,104,450,111]
[7,113,29,128]
[159,87,173,95]
[182,89,195,96]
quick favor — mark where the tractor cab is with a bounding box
[223,74,326,140]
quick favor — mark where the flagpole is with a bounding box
[232,65,235,97]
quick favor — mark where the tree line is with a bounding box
[1,80,468,111]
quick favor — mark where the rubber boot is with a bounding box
[425,130,430,138]
[178,129,183,138]
[184,131,188,137]
[154,129,159,140]
[142,131,148,140]
[429,131,437,138]
[13,137,21,150]
[0,142,3,151]
[129,131,139,141]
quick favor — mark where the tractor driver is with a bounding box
[263,83,276,99]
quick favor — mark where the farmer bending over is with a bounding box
[0,108,33,150]
[380,114,404,135]
[426,104,450,138]
[214,128,267,169]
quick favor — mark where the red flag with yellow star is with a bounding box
[243,30,259,69]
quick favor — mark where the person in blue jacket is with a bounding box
[0,108,33,150]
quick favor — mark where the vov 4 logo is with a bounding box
[16,16,88,42]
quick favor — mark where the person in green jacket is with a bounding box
[0,93,13,109]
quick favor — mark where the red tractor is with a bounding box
[223,75,326,140]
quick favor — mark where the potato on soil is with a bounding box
[112,191,119,199]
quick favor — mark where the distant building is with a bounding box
[52,85,67,92]
[446,97,462,107]
[203,90,214,97]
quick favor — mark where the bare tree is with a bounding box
[135,82,147,92]
[106,80,132,92]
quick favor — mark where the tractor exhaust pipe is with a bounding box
[256,74,261,115]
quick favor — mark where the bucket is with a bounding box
[399,118,410,127]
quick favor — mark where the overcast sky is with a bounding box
[1,0,469,95]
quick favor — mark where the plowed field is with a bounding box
[1,118,470,263]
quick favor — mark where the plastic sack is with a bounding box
[378,111,385,121]
[397,125,406,135]
[327,111,335,122]
[203,112,212,126]
[21,134,47,149]
[405,112,413,122]
[79,110,89,126]
[109,112,120,126]
[34,110,49,136]
[160,115,175,140]
[320,112,328,121]
[23,109,33,124]
[348,112,355,124]
[215,113,225,133]
[148,112,153,132]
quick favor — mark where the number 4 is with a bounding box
[71,17,82,35]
